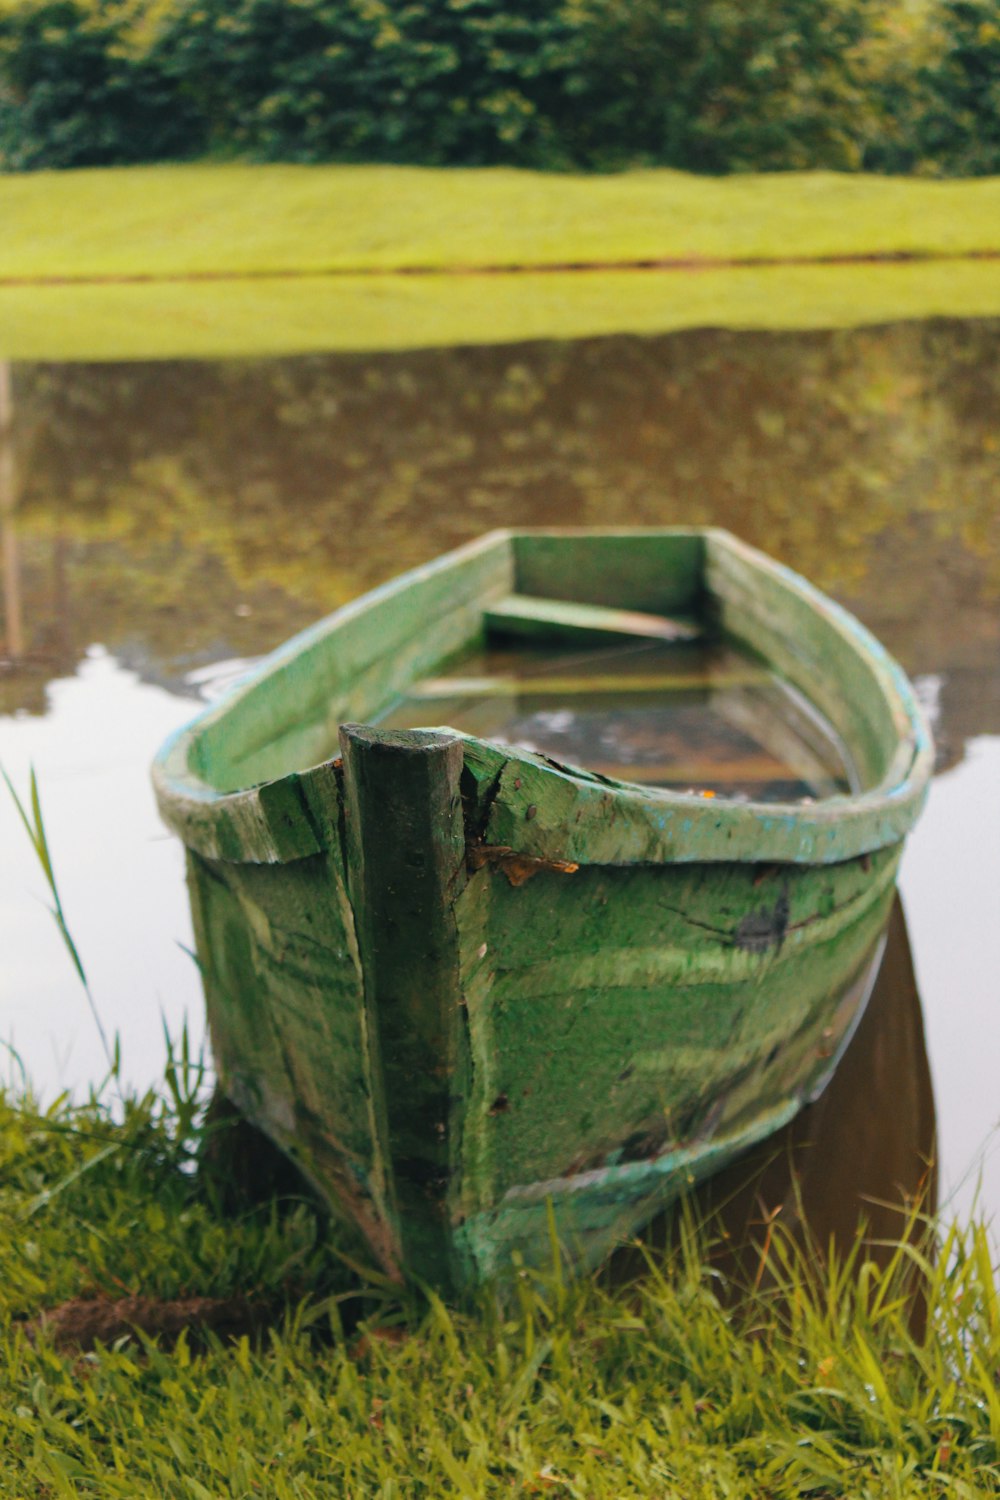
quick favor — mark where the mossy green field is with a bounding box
[1,163,1000,361]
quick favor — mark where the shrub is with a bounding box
[916,0,1000,174]
[559,0,879,172]
[0,0,203,169]
[150,0,583,166]
[2,0,1000,175]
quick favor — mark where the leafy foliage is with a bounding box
[558,0,876,172]
[0,0,201,168]
[917,0,1000,174]
[151,0,582,165]
[1,0,999,174]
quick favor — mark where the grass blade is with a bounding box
[2,763,115,1072]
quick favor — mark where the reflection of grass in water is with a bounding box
[5,323,997,724]
[3,1073,998,1496]
[5,260,1000,363]
[5,326,997,719]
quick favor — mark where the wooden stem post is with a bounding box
[339,724,468,1290]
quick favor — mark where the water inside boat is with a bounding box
[377,635,857,803]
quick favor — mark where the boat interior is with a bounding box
[179,530,913,806]
[376,633,856,804]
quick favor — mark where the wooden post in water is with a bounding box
[0,362,24,661]
[339,723,470,1291]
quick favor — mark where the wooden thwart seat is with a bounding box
[484,594,702,644]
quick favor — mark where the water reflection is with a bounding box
[900,737,1000,1223]
[0,365,24,665]
[2,322,998,751]
[379,635,855,800]
[0,320,997,1221]
[0,650,200,1095]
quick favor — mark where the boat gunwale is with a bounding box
[152,527,933,868]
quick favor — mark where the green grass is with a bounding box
[2,163,1000,361]
[5,164,1000,280]
[2,1081,999,1498]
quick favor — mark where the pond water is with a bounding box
[1,319,998,1227]
[378,635,855,801]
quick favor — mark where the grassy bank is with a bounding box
[1,1082,997,1497]
[2,164,1000,361]
[5,165,1000,281]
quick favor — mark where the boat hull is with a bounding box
[184,744,897,1292]
[155,528,932,1292]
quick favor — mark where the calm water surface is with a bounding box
[1,320,997,1224]
[379,635,855,800]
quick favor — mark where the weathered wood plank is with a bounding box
[157,531,512,811]
[704,531,921,790]
[149,763,328,865]
[541,758,820,786]
[184,830,401,1275]
[485,594,700,645]
[339,724,470,1291]
[512,529,705,613]
[156,527,930,869]
[453,850,896,1279]
[461,734,924,866]
[407,667,764,698]
[153,531,514,857]
[213,532,514,790]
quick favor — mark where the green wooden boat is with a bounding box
[153,529,932,1292]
